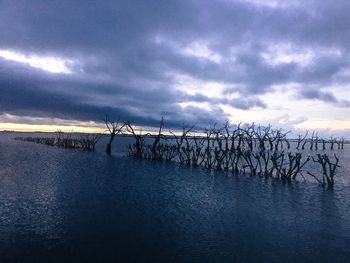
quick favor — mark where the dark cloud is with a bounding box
[298,88,350,108]
[0,58,228,128]
[299,89,338,103]
[228,97,267,110]
[0,0,349,128]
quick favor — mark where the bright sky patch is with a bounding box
[0,49,73,74]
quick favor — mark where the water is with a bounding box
[0,132,349,262]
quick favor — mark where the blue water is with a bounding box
[0,133,349,262]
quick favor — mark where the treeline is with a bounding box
[13,116,347,189]
[123,118,343,189]
[14,131,102,152]
[295,131,345,150]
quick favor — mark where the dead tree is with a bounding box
[274,129,286,151]
[271,152,310,182]
[314,132,319,150]
[337,140,341,150]
[125,122,146,158]
[255,125,270,151]
[80,133,102,151]
[183,126,195,165]
[222,122,232,171]
[267,129,278,150]
[307,154,340,189]
[170,125,194,164]
[192,136,205,166]
[242,150,258,175]
[104,115,125,155]
[310,131,315,150]
[296,131,308,150]
[329,136,336,150]
[243,123,255,151]
[151,117,165,160]
[258,150,273,177]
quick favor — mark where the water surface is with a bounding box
[0,133,349,262]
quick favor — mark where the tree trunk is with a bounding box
[106,136,114,155]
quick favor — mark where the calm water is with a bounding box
[0,132,349,262]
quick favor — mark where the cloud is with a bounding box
[0,0,349,133]
[298,88,350,108]
[220,97,267,110]
[299,89,338,103]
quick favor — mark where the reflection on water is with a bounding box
[0,133,349,262]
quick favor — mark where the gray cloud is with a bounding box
[299,88,350,108]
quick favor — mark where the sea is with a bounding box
[0,132,349,262]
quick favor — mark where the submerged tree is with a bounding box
[125,121,146,158]
[151,117,165,160]
[307,154,340,189]
[14,114,346,189]
[104,115,125,155]
[296,132,307,150]
[80,133,103,151]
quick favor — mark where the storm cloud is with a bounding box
[0,0,349,131]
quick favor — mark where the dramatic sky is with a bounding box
[0,0,349,136]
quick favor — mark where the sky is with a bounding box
[0,0,349,137]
